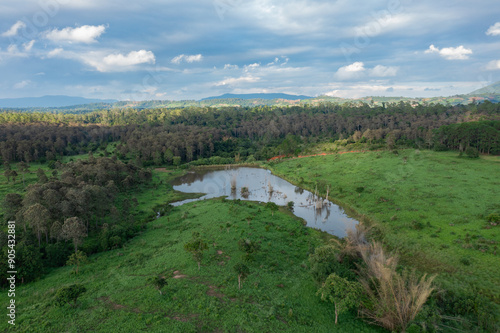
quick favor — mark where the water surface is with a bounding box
[171,167,358,238]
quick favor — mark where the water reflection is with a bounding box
[171,167,357,238]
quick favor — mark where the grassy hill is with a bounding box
[0,167,381,332]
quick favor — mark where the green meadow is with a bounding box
[268,150,500,305]
[0,167,381,332]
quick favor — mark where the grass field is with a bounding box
[268,150,500,305]
[0,163,383,332]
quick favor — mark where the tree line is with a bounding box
[0,101,499,167]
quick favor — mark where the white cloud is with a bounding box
[369,65,398,77]
[13,80,30,89]
[44,25,106,43]
[102,50,155,67]
[425,44,472,60]
[485,60,500,70]
[334,62,365,80]
[1,21,26,37]
[224,64,239,70]
[171,54,203,64]
[486,22,500,36]
[47,48,64,57]
[46,48,155,72]
[23,40,35,51]
[214,75,260,86]
[244,63,260,72]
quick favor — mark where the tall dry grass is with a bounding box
[357,241,436,332]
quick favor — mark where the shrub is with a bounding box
[55,284,86,307]
[148,275,167,295]
[317,273,363,324]
[465,146,479,158]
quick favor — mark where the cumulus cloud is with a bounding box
[171,54,203,64]
[44,25,106,43]
[425,44,472,60]
[13,80,30,89]
[1,21,26,37]
[46,48,155,72]
[486,22,500,36]
[334,62,365,80]
[102,50,155,67]
[485,60,500,70]
[369,65,398,77]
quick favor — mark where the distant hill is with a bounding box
[201,93,312,101]
[468,81,500,95]
[0,95,117,108]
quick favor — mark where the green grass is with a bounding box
[268,150,500,304]
[0,169,383,332]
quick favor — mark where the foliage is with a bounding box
[233,262,250,289]
[184,232,209,270]
[238,238,259,261]
[148,275,167,295]
[66,250,89,274]
[61,217,88,253]
[317,273,363,324]
[55,284,86,307]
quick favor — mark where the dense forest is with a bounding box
[1,155,152,284]
[1,101,499,167]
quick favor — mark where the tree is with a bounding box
[148,275,167,295]
[317,273,362,325]
[36,168,48,183]
[173,156,181,168]
[18,161,30,187]
[184,232,208,270]
[4,169,12,182]
[265,202,279,216]
[66,250,88,274]
[3,193,22,222]
[55,284,86,307]
[23,203,50,246]
[238,238,259,261]
[233,262,250,290]
[61,217,88,253]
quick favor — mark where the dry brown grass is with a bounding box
[358,241,436,332]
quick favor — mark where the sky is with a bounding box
[1,0,500,101]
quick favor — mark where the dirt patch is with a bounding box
[172,270,188,279]
[97,296,138,312]
[206,285,226,299]
[155,168,173,173]
[168,313,199,322]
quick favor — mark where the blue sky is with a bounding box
[1,0,500,100]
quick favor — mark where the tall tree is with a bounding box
[23,203,50,246]
[61,217,88,253]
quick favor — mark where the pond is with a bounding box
[171,167,358,238]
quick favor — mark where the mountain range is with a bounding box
[1,81,500,109]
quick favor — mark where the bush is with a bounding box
[55,284,86,307]
[465,146,479,158]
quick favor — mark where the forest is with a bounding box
[1,101,499,166]
[0,101,499,332]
